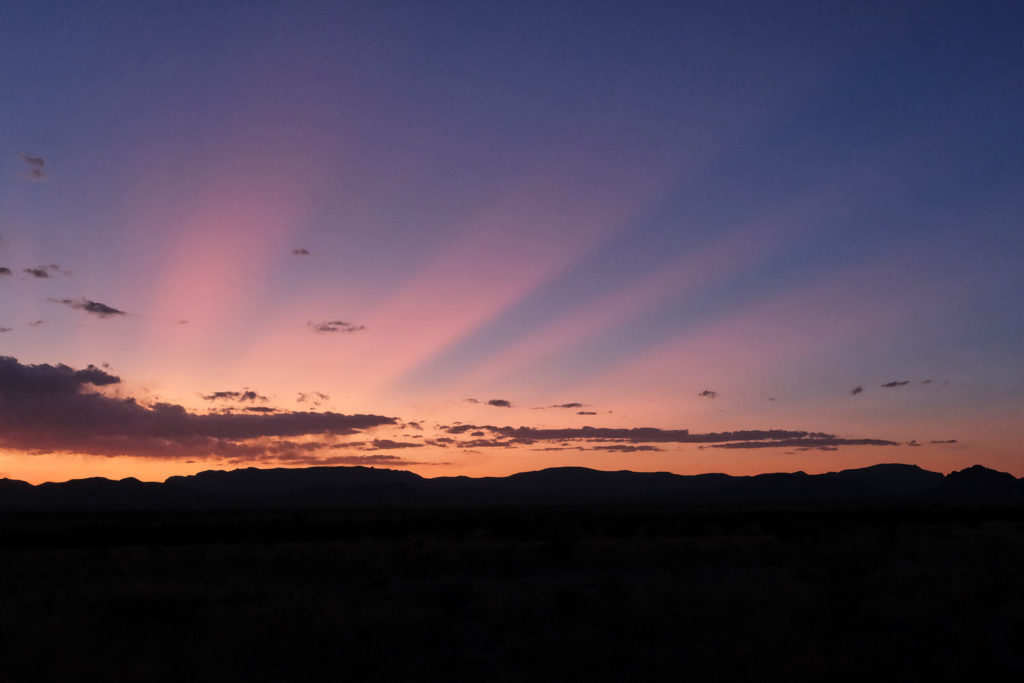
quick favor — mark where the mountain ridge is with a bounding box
[0,462,1021,510]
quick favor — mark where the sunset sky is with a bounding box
[1,1,1022,484]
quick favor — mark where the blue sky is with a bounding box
[1,1,1022,482]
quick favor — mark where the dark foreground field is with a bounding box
[1,506,1022,682]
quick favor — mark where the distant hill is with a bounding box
[0,463,1021,510]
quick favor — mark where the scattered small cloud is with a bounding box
[850,385,864,395]
[921,379,932,384]
[0,327,11,333]
[706,437,900,450]
[487,399,512,408]
[463,398,480,404]
[577,411,597,415]
[18,154,46,181]
[881,380,910,388]
[590,444,663,453]
[296,391,330,408]
[369,439,424,450]
[309,320,365,334]
[0,267,11,276]
[50,298,126,318]
[27,320,43,327]
[698,390,718,399]
[175,319,189,325]
[292,248,311,256]
[201,390,268,403]
[930,439,958,444]
[23,265,61,279]
[550,402,585,409]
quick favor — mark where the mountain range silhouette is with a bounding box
[1,463,1021,509]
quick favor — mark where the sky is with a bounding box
[1,0,1022,484]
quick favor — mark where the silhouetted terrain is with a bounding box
[1,463,1022,510]
[2,465,1023,681]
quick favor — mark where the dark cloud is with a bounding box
[404,421,423,430]
[577,411,597,415]
[930,439,958,444]
[446,425,834,444]
[0,356,397,459]
[244,407,277,413]
[310,320,365,334]
[202,390,268,403]
[292,248,311,256]
[850,385,864,395]
[698,390,718,399]
[551,402,584,409]
[50,298,126,318]
[445,425,476,435]
[487,399,512,408]
[441,424,897,452]
[881,380,910,388]
[369,439,424,450]
[0,267,11,276]
[0,327,10,333]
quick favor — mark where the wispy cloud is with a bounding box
[706,437,900,449]
[590,444,663,452]
[850,385,864,395]
[309,320,365,334]
[698,390,718,399]
[292,248,311,256]
[881,380,910,388]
